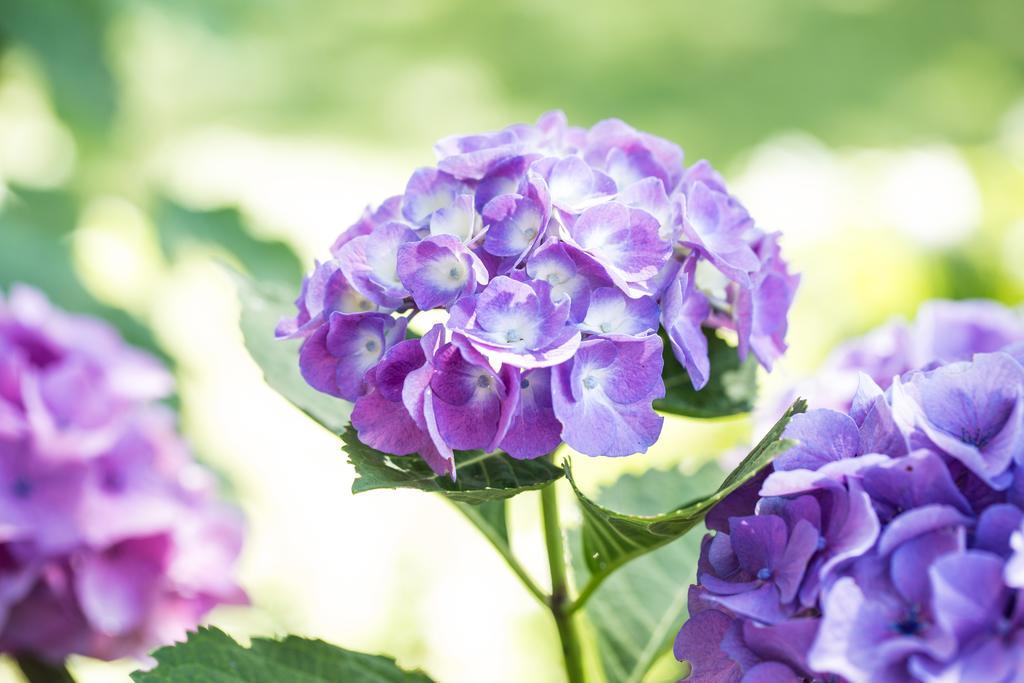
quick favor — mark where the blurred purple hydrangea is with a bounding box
[280,111,797,475]
[777,299,1024,415]
[0,285,245,664]
[676,335,1024,682]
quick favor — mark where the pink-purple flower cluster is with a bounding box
[280,111,797,475]
[0,285,245,663]
[677,337,1024,681]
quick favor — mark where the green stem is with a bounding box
[565,571,604,616]
[455,502,548,607]
[15,655,75,683]
[540,464,586,683]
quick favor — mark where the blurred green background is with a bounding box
[0,0,1022,681]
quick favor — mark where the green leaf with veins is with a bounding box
[343,427,563,505]
[568,398,805,578]
[131,627,435,683]
[570,464,724,683]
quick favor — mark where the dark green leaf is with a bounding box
[234,273,351,434]
[656,328,758,419]
[343,427,563,505]
[157,201,304,287]
[568,398,805,579]
[570,465,723,683]
[131,626,435,683]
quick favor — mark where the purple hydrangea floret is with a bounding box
[280,112,796,475]
[676,332,1024,682]
[0,285,245,663]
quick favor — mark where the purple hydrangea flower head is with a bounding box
[283,112,795,472]
[0,285,245,663]
[677,340,1024,683]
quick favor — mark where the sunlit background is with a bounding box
[1,1,1023,681]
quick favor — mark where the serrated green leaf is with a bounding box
[131,627,435,683]
[570,465,723,683]
[655,329,758,419]
[234,273,351,434]
[568,398,805,580]
[343,427,563,504]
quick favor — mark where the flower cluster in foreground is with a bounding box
[280,111,797,474]
[677,342,1024,682]
[0,285,245,663]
